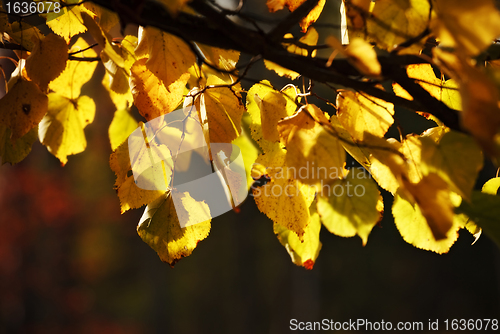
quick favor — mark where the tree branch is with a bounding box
[86,0,462,131]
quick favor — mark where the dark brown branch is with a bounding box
[86,0,461,131]
[268,0,320,42]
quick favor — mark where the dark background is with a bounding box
[1,0,500,333]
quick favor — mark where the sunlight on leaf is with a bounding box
[137,190,211,267]
[39,94,95,165]
[317,168,382,245]
[266,0,326,32]
[274,203,322,269]
[336,90,394,141]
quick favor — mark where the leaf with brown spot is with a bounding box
[0,79,48,140]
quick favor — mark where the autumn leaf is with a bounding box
[431,0,500,56]
[7,22,43,52]
[0,79,48,140]
[49,38,98,100]
[232,130,259,191]
[26,33,68,92]
[278,104,345,186]
[317,168,382,245]
[247,81,298,153]
[83,2,119,32]
[110,140,165,213]
[130,58,189,121]
[137,190,211,266]
[37,0,91,42]
[393,189,465,253]
[38,94,95,165]
[336,90,394,141]
[187,76,244,144]
[274,203,322,269]
[0,125,37,165]
[265,27,318,79]
[266,0,326,32]
[393,63,462,117]
[419,130,483,199]
[136,26,195,88]
[252,143,315,238]
[344,0,430,53]
[109,109,138,151]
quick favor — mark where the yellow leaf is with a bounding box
[130,58,188,121]
[49,38,98,99]
[278,104,346,186]
[0,125,37,165]
[137,190,211,266]
[109,109,138,151]
[344,38,381,77]
[7,22,43,51]
[252,143,315,237]
[189,75,244,143]
[274,204,322,269]
[257,91,289,143]
[267,0,326,32]
[265,27,318,79]
[419,130,483,199]
[431,0,500,56]
[0,79,48,140]
[393,187,465,253]
[232,130,259,191]
[247,81,298,153]
[393,63,461,120]
[82,12,124,68]
[38,0,90,42]
[26,33,68,92]
[110,140,165,213]
[336,90,394,141]
[83,3,119,32]
[38,94,95,165]
[198,44,240,72]
[317,168,382,245]
[401,173,454,240]
[137,26,195,88]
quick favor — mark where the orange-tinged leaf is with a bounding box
[26,33,68,92]
[336,90,394,141]
[155,0,191,15]
[83,3,119,32]
[0,79,48,140]
[257,91,288,142]
[137,26,195,88]
[130,58,189,121]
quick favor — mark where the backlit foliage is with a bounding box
[1,0,500,268]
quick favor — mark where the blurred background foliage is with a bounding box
[0,0,500,333]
